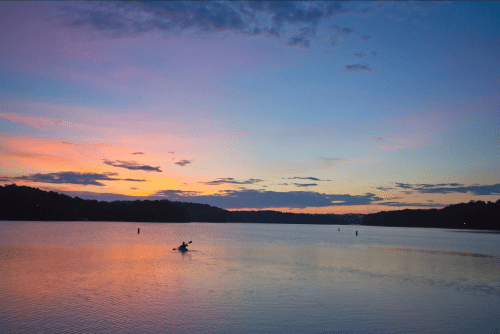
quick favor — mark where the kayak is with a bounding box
[174,241,192,252]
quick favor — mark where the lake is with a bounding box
[1,221,499,333]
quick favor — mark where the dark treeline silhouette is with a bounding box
[0,184,356,224]
[1,184,498,229]
[227,210,359,225]
[362,200,500,230]
[0,184,189,222]
[175,202,227,222]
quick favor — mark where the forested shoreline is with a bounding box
[0,184,190,222]
[0,184,498,230]
[362,200,500,230]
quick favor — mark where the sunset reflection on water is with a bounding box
[1,222,499,333]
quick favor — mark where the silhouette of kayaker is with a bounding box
[174,240,192,251]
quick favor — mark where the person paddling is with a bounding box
[175,240,192,251]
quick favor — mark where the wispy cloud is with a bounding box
[154,190,203,197]
[3,171,146,186]
[132,152,144,155]
[379,182,500,196]
[342,63,374,73]
[175,160,191,167]
[359,36,372,42]
[104,160,162,172]
[351,52,367,58]
[201,178,264,186]
[330,24,353,35]
[375,186,393,191]
[293,183,318,187]
[57,1,350,48]
[395,182,414,189]
[0,112,82,131]
[417,184,500,195]
[286,36,311,48]
[378,201,445,208]
[284,176,331,181]
[370,51,377,57]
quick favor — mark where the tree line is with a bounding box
[1,184,498,229]
[361,200,500,230]
[0,184,354,224]
[227,210,356,225]
[0,184,190,222]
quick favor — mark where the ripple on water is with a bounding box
[1,222,500,333]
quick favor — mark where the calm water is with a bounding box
[1,222,499,333]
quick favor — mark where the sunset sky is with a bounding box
[1,1,499,214]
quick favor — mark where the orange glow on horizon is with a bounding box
[225,205,418,215]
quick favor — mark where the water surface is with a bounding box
[1,222,499,333]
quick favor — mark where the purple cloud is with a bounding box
[104,160,162,172]
[416,184,500,195]
[175,160,191,167]
[385,182,500,196]
[293,183,318,187]
[202,178,264,185]
[284,176,330,181]
[3,171,146,186]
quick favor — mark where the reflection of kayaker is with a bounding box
[174,241,192,252]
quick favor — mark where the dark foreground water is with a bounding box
[1,222,499,333]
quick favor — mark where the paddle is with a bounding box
[173,241,192,251]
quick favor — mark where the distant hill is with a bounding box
[361,200,500,230]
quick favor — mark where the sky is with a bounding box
[0,1,499,214]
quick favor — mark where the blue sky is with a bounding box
[0,1,499,213]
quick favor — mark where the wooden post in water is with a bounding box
[338,228,340,231]
[356,231,358,236]
[138,228,140,234]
